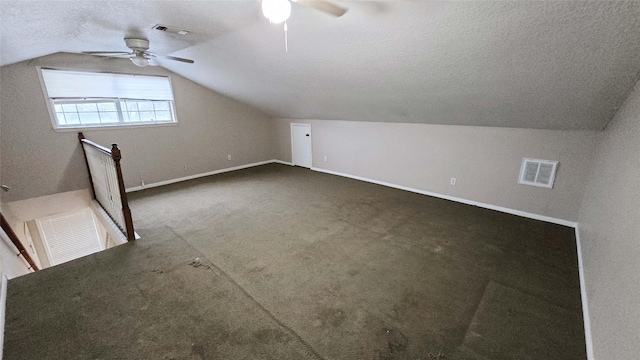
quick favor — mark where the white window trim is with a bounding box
[37,66,179,132]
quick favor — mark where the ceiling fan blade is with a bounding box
[82,51,132,56]
[148,53,194,64]
[295,0,348,17]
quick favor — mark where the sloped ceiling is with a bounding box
[1,1,639,130]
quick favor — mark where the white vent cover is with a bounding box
[518,158,558,188]
[152,24,190,35]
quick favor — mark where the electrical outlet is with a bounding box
[228,155,232,160]
[141,180,145,187]
[324,156,328,162]
[450,177,456,186]
[184,165,187,171]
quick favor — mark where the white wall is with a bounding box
[577,79,640,359]
[274,119,599,222]
[1,197,32,279]
[0,229,30,280]
[0,52,275,203]
[5,189,93,225]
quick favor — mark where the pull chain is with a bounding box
[284,21,288,53]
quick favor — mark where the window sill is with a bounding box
[53,122,179,132]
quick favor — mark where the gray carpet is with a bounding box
[461,282,585,359]
[4,164,586,359]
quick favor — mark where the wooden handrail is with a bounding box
[79,136,112,155]
[111,144,135,241]
[1,213,39,271]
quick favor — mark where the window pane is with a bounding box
[64,113,80,124]
[139,111,156,122]
[76,103,98,112]
[55,112,66,124]
[79,112,101,124]
[126,112,140,122]
[99,112,119,123]
[137,101,154,111]
[61,104,77,112]
[153,101,170,110]
[155,111,172,121]
[54,104,63,112]
[97,102,117,112]
[125,101,139,111]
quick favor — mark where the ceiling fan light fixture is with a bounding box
[130,52,150,67]
[262,0,291,24]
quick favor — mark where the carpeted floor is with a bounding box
[4,164,586,359]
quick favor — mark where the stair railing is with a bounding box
[0,214,39,271]
[78,133,135,241]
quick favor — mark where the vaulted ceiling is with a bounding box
[1,1,639,130]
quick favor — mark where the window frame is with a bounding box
[37,66,179,131]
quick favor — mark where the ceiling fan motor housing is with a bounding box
[124,38,149,51]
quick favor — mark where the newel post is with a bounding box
[111,144,135,241]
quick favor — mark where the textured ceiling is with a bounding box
[1,1,640,130]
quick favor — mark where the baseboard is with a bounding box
[310,167,577,228]
[272,160,294,166]
[574,226,595,360]
[1,274,8,359]
[126,160,285,192]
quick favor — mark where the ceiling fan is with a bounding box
[262,0,347,23]
[82,38,194,67]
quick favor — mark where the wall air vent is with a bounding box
[518,158,558,189]
[152,24,190,35]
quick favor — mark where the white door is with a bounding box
[291,123,312,168]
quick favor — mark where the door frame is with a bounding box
[290,123,312,168]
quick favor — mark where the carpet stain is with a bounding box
[318,307,347,327]
[191,343,211,360]
[386,328,408,353]
[347,269,360,277]
[373,328,409,360]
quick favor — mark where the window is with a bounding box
[39,67,177,129]
[36,208,104,266]
[518,158,558,188]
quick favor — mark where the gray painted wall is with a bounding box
[0,53,275,202]
[273,119,599,222]
[577,79,640,359]
[0,105,28,278]
[0,228,30,279]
